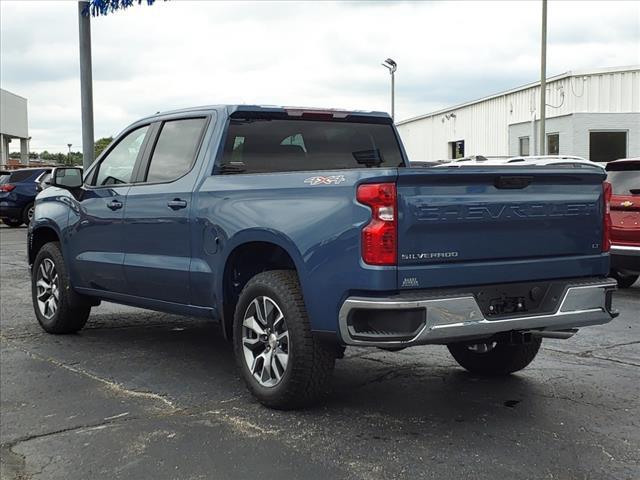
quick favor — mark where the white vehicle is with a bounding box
[435,155,603,169]
[505,155,601,168]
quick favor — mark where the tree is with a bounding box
[84,0,160,16]
[94,137,113,159]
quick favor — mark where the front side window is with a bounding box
[145,118,207,183]
[219,117,403,174]
[93,126,149,186]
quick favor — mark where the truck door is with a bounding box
[122,117,208,304]
[68,125,151,293]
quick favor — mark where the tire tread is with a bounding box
[234,270,335,409]
[32,242,90,334]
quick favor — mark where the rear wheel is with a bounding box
[2,218,22,228]
[233,270,336,409]
[32,242,90,334]
[611,270,638,289]
[447,337,542,376]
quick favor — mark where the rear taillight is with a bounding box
[602,181,612,252]
[357,182,397,265]
[0,184,15,192]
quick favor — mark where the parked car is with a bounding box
[606,158,640,288]
[505,155,597,166]
[28,105,617,409]
[434,155,602,169]
[36,171,52,192]
[0,167,51,227]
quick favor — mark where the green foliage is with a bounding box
[37,151,83,166]
[94,137,113,159]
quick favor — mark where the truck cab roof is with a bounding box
[138,105,391,124]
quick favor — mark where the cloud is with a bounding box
[1,0,638,153]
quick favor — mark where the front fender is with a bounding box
[29,189,72,268]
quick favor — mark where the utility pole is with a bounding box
[78,1,94,170]
[539,0,547,155]
[382,58,397,122]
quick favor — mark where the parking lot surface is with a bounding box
[1,225,638,480]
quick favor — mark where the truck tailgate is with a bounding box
[396,167,608,289]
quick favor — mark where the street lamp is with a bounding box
[381,58,397,121]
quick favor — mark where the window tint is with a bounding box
[8,170,35,183]
[146,118,206,183]
[607,168,640,195]
[219,118,403,174]
[93,126,148,186]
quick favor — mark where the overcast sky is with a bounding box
[1,0,638,153]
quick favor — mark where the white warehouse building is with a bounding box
[396,65,640,163]
[0,88,30,165]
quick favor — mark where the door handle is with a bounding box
[107,200,123,211]
[167,199,188,210]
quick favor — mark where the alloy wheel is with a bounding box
[36,258,59,320]
[241,296,290,387]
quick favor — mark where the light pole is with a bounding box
[381,58,397,121]
[539,0,547,155]
[78,1,94,170]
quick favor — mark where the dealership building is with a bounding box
[396,65,640,163]
[0,88,30,166]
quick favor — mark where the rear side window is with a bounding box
[8,170,34,183]
[219,117,404,174]
[145,118,206,183]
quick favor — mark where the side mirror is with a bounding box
[51,167,83,189]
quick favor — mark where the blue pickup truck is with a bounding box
[28,105,617,409]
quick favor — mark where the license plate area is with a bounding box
[473,280,568,319]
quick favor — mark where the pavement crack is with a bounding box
[3,416,134,448]
[543,345,640,367]
[1,336,178,412]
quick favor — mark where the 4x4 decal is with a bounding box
[304,175,346,186]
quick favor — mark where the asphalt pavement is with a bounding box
[1,225,638,480]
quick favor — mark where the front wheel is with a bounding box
[447,337,542,376]
[233,270,336,410]
[32,242,91,334]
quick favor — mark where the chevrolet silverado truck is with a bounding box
[28,105,617,409]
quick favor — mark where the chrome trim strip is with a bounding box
[611,245,640,257]
[338,281,616,347]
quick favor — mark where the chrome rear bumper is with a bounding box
[338,279,617,347]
